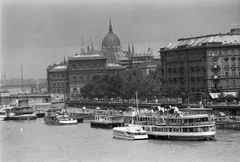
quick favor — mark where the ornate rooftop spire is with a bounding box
[109,17,113,32]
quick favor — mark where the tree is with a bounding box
[80,82,95,100]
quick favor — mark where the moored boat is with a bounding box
[35,110,46,118]
[91,115,124,128]
[34,102,51,118]
[0,109,7,121]
[113,124,148,140]
[44,109,78,125]
[5,106,37,120]
[124,108,216,141]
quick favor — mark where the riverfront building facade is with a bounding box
[160,28,240,100]
[47,54,125,94]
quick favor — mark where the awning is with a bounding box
[223,92,237,97]
[209,93,220,99]
[209,92,237,99]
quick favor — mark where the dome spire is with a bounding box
[109,17,113,32]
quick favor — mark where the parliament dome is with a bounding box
[102,19,121,48]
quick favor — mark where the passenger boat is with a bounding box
[91,115,124,128]
[0,109,7,121]
[5,106,37,120]
[113,124,148,140]
[44,109,78,125]
[124,109,216,141]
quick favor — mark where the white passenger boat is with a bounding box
[5,106,37,120]
[113,124,148,140]
[124,110,216,141]
[0,110,7,121]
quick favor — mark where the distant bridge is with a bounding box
[0,83,47,89]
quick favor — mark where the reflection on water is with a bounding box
[1,119,240,162]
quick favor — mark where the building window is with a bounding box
[225,60,228,66]
[224,57,229,65]
[233,80,236,86]
[226,72,228,76]
[79,76,84,84]
[232,71,235,76]
[73,76,77,84]
[231,57,236,65]
[53,82,56,86]
[57,81,60,86]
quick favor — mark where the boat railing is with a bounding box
[165,121,215,126]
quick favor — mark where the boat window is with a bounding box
[157,128,162,132]
[189,128,194,132]
[183,128,188,132]
[189,119,193,123]
[152,127,157,131]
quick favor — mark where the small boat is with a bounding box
[34,102,51,118]
[5,106,37,120]
[35,110,46,118]
[44,109,78,125]
[0,109,7,121]
[91,115,124,128]
[113,124,148,140]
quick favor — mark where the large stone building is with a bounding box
[47,54,125,94]
[160,28,240,100]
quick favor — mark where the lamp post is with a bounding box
[194,92,204,106]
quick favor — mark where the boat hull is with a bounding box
[91,122,123,129]
[6,115,37,120]
[0,117,6,121]
[113,133,148,140]
[36,113,46,118]
[216,122,240,130]
[147,131,216,141]
[44,118,78,125]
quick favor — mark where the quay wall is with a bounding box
[66,101,240,116]
[0,94,51,106]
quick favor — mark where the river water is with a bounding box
[1,118,240,162]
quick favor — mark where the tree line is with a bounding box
[79,66,240,103]
[80,67,162,102]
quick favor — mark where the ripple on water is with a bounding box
[1,120,240,162]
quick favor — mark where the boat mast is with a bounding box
[21,64,23,93]
[136,91,138,114]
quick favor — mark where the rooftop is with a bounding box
[162,28,240,50]
[68,53,106,60]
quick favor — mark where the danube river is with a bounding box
[1,119,240,162]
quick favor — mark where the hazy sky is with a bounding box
[1,0,240,79]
